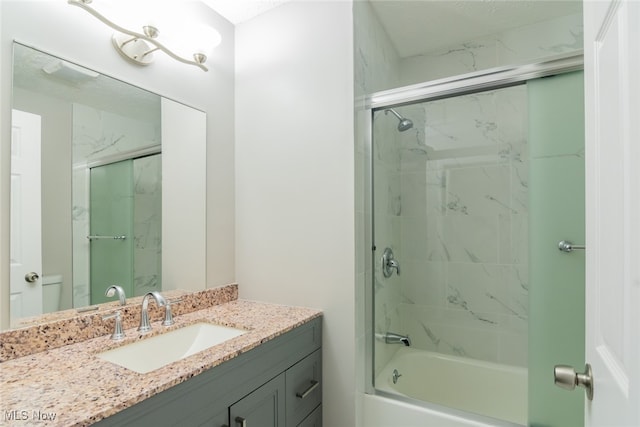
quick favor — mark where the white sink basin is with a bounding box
[97,322,247,374]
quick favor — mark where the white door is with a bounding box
[584,0,639,425]
[10,109,43,323]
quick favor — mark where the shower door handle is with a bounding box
[554,363,594,400]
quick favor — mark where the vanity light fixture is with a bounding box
[67,0,221,72]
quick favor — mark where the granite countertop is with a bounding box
[0,295,321,427]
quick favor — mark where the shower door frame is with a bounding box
[363,51,584,420]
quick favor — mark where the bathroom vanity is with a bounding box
[0,284,322,427]
[95,318,322,427]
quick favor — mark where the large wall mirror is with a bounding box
[8,42,207,329]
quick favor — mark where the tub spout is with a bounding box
[380,332,411,346]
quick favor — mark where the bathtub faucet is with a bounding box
[380,332,411,346]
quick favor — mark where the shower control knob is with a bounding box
[554,363,594,400]
[24,272,40,283]
[381,248,400,278]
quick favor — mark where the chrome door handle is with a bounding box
[24,272,40,283]
[554,363,594,400]
[558,240,585,252]
[235,416,247,427]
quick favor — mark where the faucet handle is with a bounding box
[102,310,125,340]
[162,298,184,326]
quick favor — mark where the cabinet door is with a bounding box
[286,349,322,426]
[229,374,285,427]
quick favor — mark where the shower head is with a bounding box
[385,108,413,132]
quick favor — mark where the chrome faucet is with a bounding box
[138,291,167,333]
[105,285,127,306]
[379,332,411,346]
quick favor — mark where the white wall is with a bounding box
[235,1,355,426]
[0,0,236,327]
[161,98,207,293]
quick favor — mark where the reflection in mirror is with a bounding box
[10,43,162,326]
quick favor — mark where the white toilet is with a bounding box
[42,274,62,313]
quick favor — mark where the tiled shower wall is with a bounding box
[358,4,584,376]
[353,0,403,378]
[396,86,529,366]
[72,103,161,306]
[132,154,162,297]
[371,110,403,374]
[399,13,583,87]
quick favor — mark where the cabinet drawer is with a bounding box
[286,349,322,426]
[297,404,321,427]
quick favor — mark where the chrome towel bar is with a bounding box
[87,235,127,240]
[558,240,585,253]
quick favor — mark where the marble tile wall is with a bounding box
[132,154,162,297]
[72,104,160,306]
[372,110,403,374]
[399,13,583,86]
[354,1,400,97]
[396,85,529,367]
[353,0,403,380]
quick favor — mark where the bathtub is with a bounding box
[368,347,527,426]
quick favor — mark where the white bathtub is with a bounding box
[370,347,527,426]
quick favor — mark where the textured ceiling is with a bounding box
[13,44,160,123]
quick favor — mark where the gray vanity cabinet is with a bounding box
[225,348,322,427]
[95,318,322,427]
[229,373,286,427]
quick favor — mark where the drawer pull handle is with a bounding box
[296,379,319,399]
[235,416,247,427]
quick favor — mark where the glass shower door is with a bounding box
[372,84,530,425]
[89,160,133,304]
[370,70,585,426]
